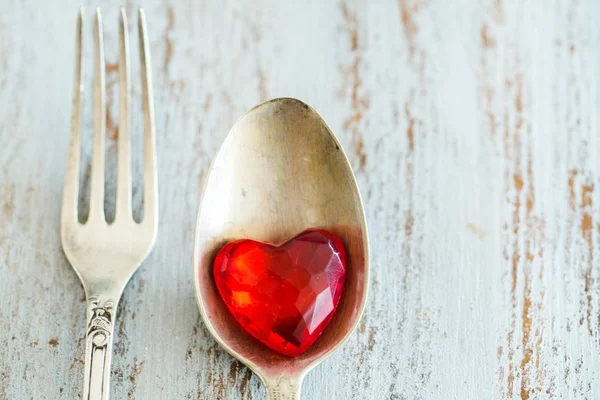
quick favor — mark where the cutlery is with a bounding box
[193,98,369,399]
[60,8,158,400]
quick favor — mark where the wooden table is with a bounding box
[1,1,599,399]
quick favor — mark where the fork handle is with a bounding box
[83,295,119,400]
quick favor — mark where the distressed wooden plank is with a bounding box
[1,0,600,399]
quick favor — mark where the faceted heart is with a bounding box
[213,229,347,357]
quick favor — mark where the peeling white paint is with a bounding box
[0,1,599,399]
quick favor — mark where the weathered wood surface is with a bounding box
[1,0,599,399]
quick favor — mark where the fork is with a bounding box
[60,8,158,400]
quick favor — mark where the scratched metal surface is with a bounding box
[1,0,599,399]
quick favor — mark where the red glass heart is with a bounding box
[213,229,347,357]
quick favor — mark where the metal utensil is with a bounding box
[193,98,369,399]
[60,8,158,400]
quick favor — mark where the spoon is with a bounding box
[193,98,369,399]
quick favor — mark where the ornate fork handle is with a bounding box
[83,296,119,400]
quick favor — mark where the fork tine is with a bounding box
[61,8,84,224]
[138,9,158,228]
[89,8,106,222]
[116,8,132,219]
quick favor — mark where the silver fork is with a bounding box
[60,8,158,400]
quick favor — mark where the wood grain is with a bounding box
[1,0,599,399]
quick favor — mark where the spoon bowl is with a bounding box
[194,98,369,398]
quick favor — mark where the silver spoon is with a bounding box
[193,98,369,399]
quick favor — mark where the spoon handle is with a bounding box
[265,376,302,400]
[83,294,119,400]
